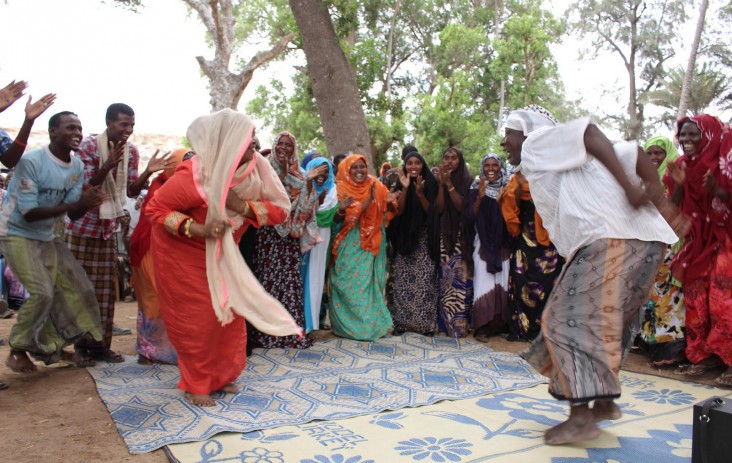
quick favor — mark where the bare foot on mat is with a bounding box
[6,350,38,373]
[218,383,240,394]
[185,392,215,407]
[545,405,600,445]
[592,400,622,421]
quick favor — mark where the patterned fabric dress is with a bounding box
[438,232,473,338]
[392,230,438,334]
[329,225,393,340]
[250,226,313,349]
[507,199,563,340]
[249,131,318,349]
[640,244,686,365]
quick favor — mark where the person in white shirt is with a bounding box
[503,105,689,445]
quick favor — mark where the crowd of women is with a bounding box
[124,107,732,406]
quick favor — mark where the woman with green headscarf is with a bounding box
[643,135,679,182]
[639,135,685,367]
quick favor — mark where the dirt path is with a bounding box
[0,302,720,463]
[0,302,166,463]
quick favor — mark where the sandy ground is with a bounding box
[0,301,721,463]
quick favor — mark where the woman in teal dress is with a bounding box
[328,154,398,340]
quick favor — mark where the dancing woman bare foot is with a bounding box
[218,383,240,394]
[6,350,38,373]
[185,392,215,407]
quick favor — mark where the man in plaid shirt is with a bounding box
[67,103,165,362]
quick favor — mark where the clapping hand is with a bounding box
[0,80,27,113]
[386,190,401,203]
[339,194,356,214]
[104,140,127,171]
[702,169,717,194]
[477,176,487,197]
[397,169,410,189]
[25,93,56,121]
[415,175,425,196]
[145,149,172,174]
[78,185,106,210]
[667,161,686,186]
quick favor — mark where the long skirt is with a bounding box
[303,226,331,333]
[67,233,116,351]
[684,233,732,367]
[329,226,393,341]
[134,252,177,364]
[472,234,510,336]
[640,244,686,366]
[438,233,473,338]
[522,239,663,403]
[152,228,247,395]
[392,230,438,334]
[508,199,563,340]
[250,226,313,349]
[2,237,102,363]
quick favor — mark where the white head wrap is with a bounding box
[505,104,559,135]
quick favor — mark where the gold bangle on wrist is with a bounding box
[448,186,455,192]
[183,218,193,238]
[241,201,252,217]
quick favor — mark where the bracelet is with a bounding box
[13,139,27,147]
[336,208,346,216]
[183,218,193,238]
[241,201,252,217]
[448,186,455,192]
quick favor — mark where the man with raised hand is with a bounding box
[66,103,165,363]
[1,111,105,374]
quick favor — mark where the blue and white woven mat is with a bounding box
[88,334,546,453]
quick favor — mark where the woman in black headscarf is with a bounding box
[389,152,439,335]
[435,146,474,338]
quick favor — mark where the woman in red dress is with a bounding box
[147,109,302,406]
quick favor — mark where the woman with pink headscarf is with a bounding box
[147,110,301,406]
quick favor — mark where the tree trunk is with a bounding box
[289,0,373,169]
[678,0,709,119]
[495,0,505,132]
[184,0,294,111]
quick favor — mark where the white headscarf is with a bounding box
[505,104,559,135]
[187,109,301,336]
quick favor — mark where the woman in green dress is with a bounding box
[328,154,398,340]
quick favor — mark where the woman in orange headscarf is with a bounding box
[328,154,398,340]
[131,148,190,365]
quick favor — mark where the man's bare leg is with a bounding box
[544,403,600,445]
